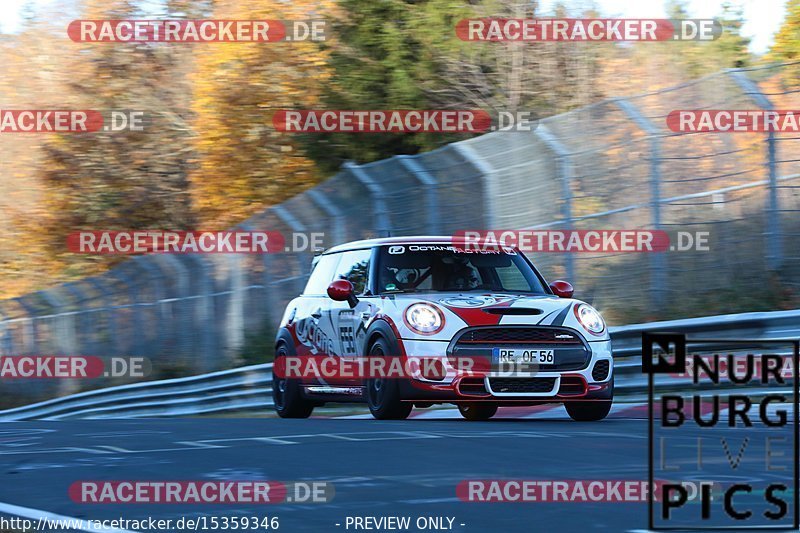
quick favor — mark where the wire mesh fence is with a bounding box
[0,63,797,405]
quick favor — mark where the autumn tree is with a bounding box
[190,0,334,226]
[37,0,201,275]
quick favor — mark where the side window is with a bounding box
[333,249,372,295]
[303,254,340,295]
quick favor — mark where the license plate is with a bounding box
[492,348,555,366]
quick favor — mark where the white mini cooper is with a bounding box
[273,237,613,421]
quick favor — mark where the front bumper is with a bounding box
[398,333,613,402]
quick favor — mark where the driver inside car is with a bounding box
[438,256,480,291]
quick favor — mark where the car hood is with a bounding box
[376,292,605,340]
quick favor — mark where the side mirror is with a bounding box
[549,280,574,299]
[327,279,359,308]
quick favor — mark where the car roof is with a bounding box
[322,236,477,255]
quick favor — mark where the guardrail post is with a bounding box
[615,98,667,308]
[535,125,575,282]
[728,69,782,271]
[343,161,391,236]
[398,156,441,234]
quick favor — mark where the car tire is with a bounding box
[566,376,613,421]
[273,344,314,419]
[458,403,498,421]
[565,399,612,421]
[365,338,412,420]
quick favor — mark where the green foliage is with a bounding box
[238,319,278,366]
[660,1,752,78]
[770,0,800,76]
[301,0,466,172]
[708,3,752,68]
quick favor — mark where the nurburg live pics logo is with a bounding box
[643,332,800,530]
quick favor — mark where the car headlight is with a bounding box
[404,303,445,335]
[574,304,605,336]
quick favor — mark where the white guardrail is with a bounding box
[1,309,799,421]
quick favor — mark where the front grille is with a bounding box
[488,377,557,394]
[592,360,610,381]
[458,327,582,344]
[450,327,590,372]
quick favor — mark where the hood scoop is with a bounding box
[482,307,543,316]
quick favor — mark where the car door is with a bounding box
[293,252,341,385]
[329,248,373,386]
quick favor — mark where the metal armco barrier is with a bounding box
[1,309,797,421]
[0,364,272,421]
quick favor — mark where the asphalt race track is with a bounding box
[0,412,793,532]
[0,415,652,533]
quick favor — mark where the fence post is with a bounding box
[109,268,143,358]
[40,289,79,395]
[535,125,575,282]
[343,161,391,236]
[86,277,119,356]
[181,254,216,371]
[615,98,667,308]
[13,296,38,355]
[728,69,782,270]
[152,254,191,369]
[307,189,346,246]
[398,156,441,234]
[62,283,88,356]
[132,256,166,363]
[452,142,497,228]
[273,206,312,295]
[40,289,77,355]
[0,307,9,355]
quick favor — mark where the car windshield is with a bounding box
[376,245,548,294]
